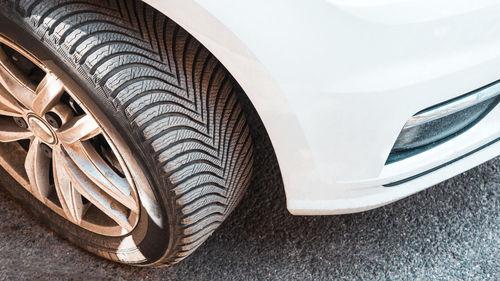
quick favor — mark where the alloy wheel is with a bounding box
[0,36,140,236]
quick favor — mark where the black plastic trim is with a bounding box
[383,137,500,187]
[386,96,500,165]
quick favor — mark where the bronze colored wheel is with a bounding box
[0,0,253,267]
[0,37,140,236]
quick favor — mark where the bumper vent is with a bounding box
[387,80,500,164]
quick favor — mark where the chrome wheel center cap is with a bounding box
[27,115,56,144]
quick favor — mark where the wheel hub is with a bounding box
[27,114,56,144]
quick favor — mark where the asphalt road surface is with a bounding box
[0,125,498,280]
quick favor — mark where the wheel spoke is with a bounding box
[0,117,33,142]
[62,141,138,212]
[32,73,65,116]
[0,47,35,109]
[57,145,134,231]
[0,89,24,116]
[53,147,85,224]
[57,114,101,144]
[24,138,51,200]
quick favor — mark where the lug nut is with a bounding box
[40,143,52,159]
[45,112,62,129]
[13,117,28,129]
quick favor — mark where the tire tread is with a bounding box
[14,0,253,265]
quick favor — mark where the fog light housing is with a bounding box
[388,81,500,163]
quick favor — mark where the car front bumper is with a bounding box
[145,0,500,214]
[281,0,500,214]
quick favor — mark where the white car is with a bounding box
[0,0,499,267]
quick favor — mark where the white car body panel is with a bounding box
[144,0,500,215]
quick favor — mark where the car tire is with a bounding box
[0,0,253,267]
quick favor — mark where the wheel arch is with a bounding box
[141,0,315,207]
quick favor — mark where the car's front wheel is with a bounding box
[0,0,253,267]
